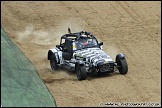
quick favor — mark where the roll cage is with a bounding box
[59,31,102,48]
[56,29,103,60]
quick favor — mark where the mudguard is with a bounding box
[116,53,126,62]
[48,49,60,64]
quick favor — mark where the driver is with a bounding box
[79,31,95,47]
[80,31,88,46]
[80,36,88,46]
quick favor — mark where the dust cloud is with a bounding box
[103,43,120,61]
[17,18,86,46]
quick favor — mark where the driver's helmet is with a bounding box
[80,31,91,46]
[80,31,88,36]
[81,34,87,37]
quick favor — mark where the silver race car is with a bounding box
[48,28,128,80]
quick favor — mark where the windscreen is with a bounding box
[74,37,99,50]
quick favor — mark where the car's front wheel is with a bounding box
[76,64,87,80]
[117,58,128,75]
[50,54,59,70]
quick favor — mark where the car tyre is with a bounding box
[76,64,87,80]
[50,54,59,70]
[117,58,128,75]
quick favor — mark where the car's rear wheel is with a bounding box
[50,54,59,70]
[76,64,87,80]
[117,58,128,75]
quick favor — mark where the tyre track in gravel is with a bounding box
[117,1,160,81]
[114,1,161,102]
[109,2,147,101]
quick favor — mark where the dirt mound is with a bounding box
[1,1,161,107]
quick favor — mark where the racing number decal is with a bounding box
[73,42,77,50]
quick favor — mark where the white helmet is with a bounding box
[81,34,87,37]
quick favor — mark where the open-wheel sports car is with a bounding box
[47,28,128,80]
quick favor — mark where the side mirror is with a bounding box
[99,42,103,46]
[56,45,60,48]
[56,45,62,50]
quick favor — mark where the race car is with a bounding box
[47,28,128,80]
